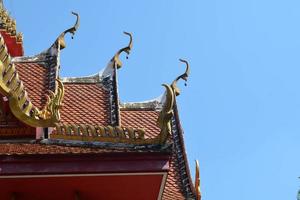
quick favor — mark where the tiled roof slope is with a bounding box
[60,83,111,126]
[15,62,49,109]
[162,151,186,200]
[120,110,161,138]
[120,107,196,199]
[14,61,112,126]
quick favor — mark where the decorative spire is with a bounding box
[171,59,190,96]
[16,32,23,43]
[56,11,80,50]
[195,160,201,200]
[111,31,133,69]
[157,84,175,143]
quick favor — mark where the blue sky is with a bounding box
[6,0,300,199]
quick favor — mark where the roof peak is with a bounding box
[55,12,80,50]
[171,59,190,96]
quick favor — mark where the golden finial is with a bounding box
[111,31,133,69]
[56,11,80,49]
[171,59,190,96]
[1,10,8,28]
[195,160,201,200]
[6,17,12,34]
[10,19,16,35]
[16,32,23,43]
[0,9,4,20]
[157,84,175,143]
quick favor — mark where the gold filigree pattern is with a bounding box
[51,123,163,145]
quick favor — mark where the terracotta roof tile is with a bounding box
[15,62,49,109]
[120,110,161,138]
[162,151,186,200]
[60,83,110,126]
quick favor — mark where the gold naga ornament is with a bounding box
[157,84,175,144]
[52,123,152,145]
[56,12,80,50]
[195,160,201,200]
[156,59,190,144]
[0,12,80,127]
[171,59,190,96]
[111,31,133,69]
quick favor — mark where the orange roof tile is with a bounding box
[120,110,161,138]
[15,62,49,109]
[162,151,186,200]
[60,83,110,126]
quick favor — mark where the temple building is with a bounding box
[0,2,201,200]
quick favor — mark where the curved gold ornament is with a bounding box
[111,31,133,69]
[0,35,64,127]
[157,84,175,144]
[195,160,201,200]
[56,11,80,49]
[171,59,190,96]
[52,123,157,145]
[9,79,64,127]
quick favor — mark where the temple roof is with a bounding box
[0,3,200,200]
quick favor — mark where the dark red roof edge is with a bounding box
[173,100,196,198]
[113,68,121,126]
[0,151,170,175]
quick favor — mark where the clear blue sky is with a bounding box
[6,0,300,199]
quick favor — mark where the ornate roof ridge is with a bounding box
[120,94,165,111]
[61,73,104,84]
[11,52,57,64]
[61,62,116,84]
[51,122,171,145]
